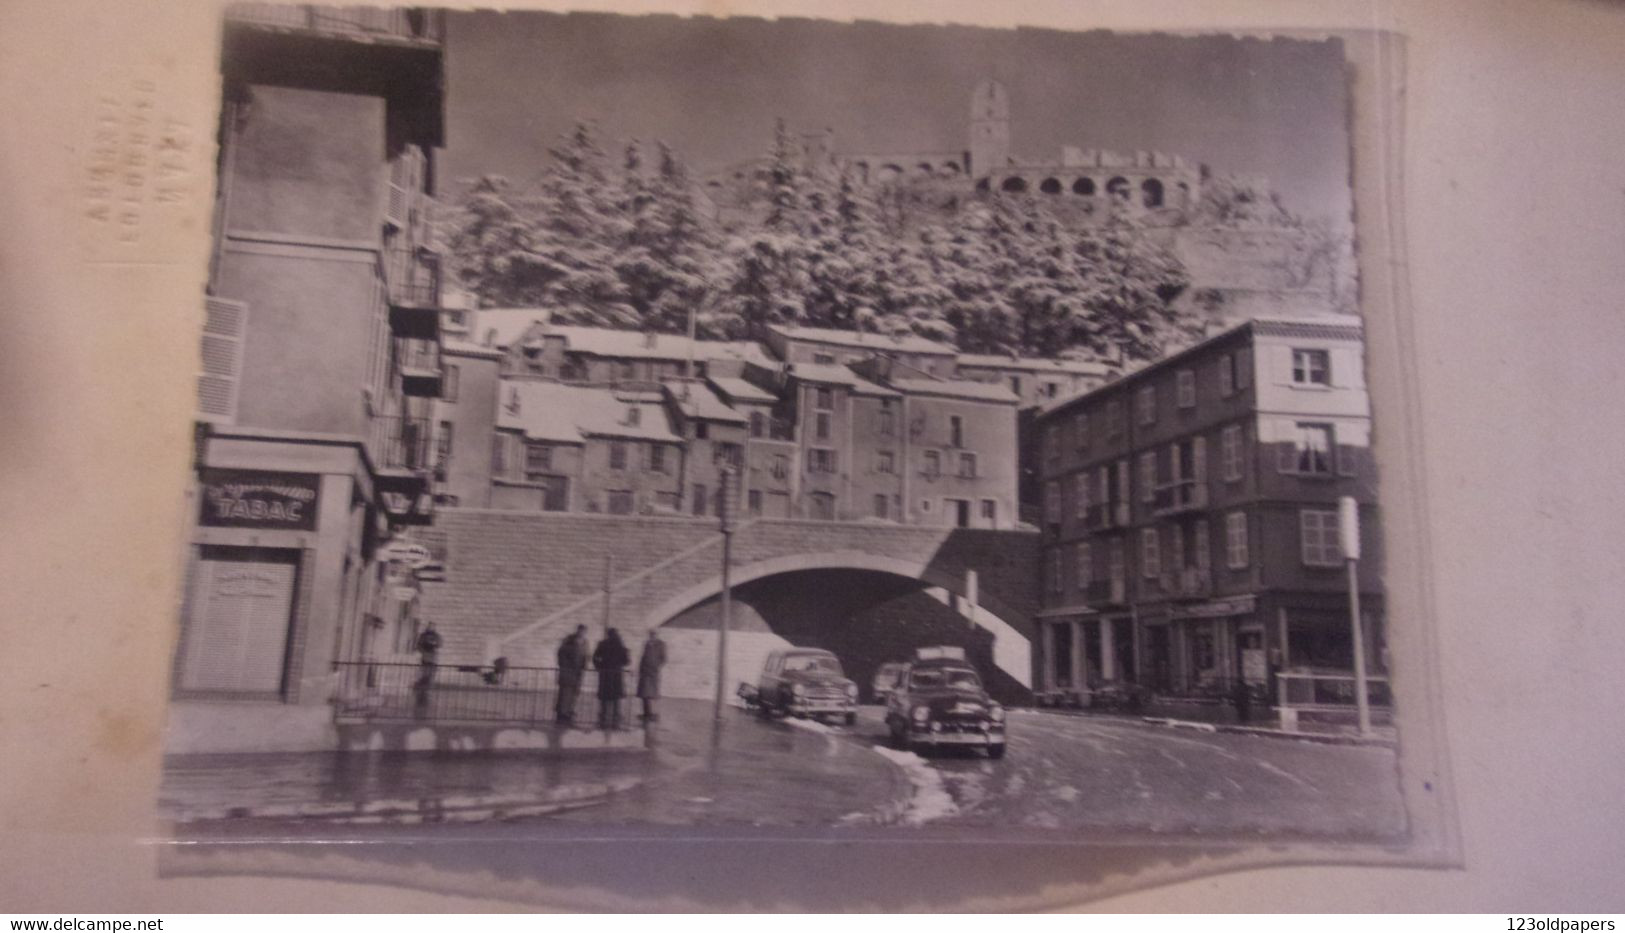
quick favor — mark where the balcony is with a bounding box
[1161,566,1214,600]
[395,337,443,398]
[1085,578,1129,607]
[385,245,442,339]
[371,415,433,519]
[224,5,444,46]
[1152,478,1209,517]
[1085,501,1131,531]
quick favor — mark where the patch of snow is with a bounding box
[871,746,960,826]
[1051,785,1080,803]
[783,716,834,735]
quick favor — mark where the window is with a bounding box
[808,448,837,473]
[1140,528,1161,578]
[747,489,762,515]
[1108,538,1126,589]
[878,403,895,437]
[1073,413,1088,452]
[1075,541,1092,589]
[649,444,668,474]
[435,421,453,481]
[809,492,836,521]
[1283,423,1335,475]
[1236,348,1252,389]
[749,411,765,438]
[815,387,834,410]
[1136,386,1156,425]
[876,450,895,474]
[1221,425,1244,482]
[1073,472,1089,519]
[813,352,836,365]
[1044,481,1061,523]
[491,434,508,476]
[525,443,553,476]
[625,406,641,427]
[1139,452,1157,503]
[1045,383,1059,398]
[1048,549,1064,595]
[1044,428,1060,467]
[609,441,628,470]
[1292,348,1331,386]
[1300,509,1342,566]
[619,361,636,380]
[815,411,831,441]
[771,455,789,480]
[539,476,569,512]
[607,490,634,515]
[714,442,741,468]
[1226,512,1250,569]
[949,416,964,448]
[1219,353,1235,397]
[958,452,977,479]
[924,450,941,479]
[1107,400,1125,438]
[873,494,889,520]
[1176,369,1195,408]
[441,364,460,402]
[1009,376,1022,394]
[692,484,708,516]
[980,499,996,523]
[694,422,709,441]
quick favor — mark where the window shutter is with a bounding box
[1274,345,1295,385]
[198,297,248,423]
[1194,519,1211,569]
[1237,347,1253,389]
[1330,347,1363,390]
[1192,436,1208,482]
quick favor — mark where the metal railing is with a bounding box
[385,245,441,308]
[1276,670,1392,711]
[333,661,625,726]
[1152,478,1209,515]
[225,5,444,43]
[373,414,433,472]
[395,336,441,374]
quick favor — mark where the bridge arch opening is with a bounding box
[643,555,1033,706]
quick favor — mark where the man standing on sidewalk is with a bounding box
[637,628,668,723]
[556,624,588,725]
[592,628,630,730]
[413,623,442,719]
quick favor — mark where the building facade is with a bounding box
[171,6,448,753]
[1032,316,1382,705]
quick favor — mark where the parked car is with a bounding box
[756,648,859,724]
[871,662,908,705]
[884,657,1007,759]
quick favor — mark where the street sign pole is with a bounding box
[713,466,735,721]
[1339,495,1372,736]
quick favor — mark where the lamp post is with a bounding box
[713,465,737,720]
[1339,495,1372,736]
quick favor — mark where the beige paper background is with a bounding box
[2,0,1623,911]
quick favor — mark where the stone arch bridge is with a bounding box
[418,510,1041,700]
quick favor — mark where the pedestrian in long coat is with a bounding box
[592,628,630,729]
[636,630,668,722]
[555,625,588,724]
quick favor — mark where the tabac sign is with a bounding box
[199,468,320,531]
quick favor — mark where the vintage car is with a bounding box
[884,657,1007,758]
[755,648,859,724]
[870,662,908,705]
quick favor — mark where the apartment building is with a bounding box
[955,353,1116,408]
[172,6,448,753]
[762,323,959,379]
[1032,315,1382,703]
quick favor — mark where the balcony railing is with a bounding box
[333,661,608,726]
[385,245,441,309]
[1160,565,1213,600]
[1276,670,1393,711]
[1152,478,1209,516]
[373,414,433,474]
[225,5,444,44]
[395,337,443,397]
[1085,501,1131,530]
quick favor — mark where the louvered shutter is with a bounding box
[198,297,248,423]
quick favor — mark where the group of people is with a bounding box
[555,625,667,729]
[412,622,668,729]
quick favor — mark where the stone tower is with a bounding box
[968,78,1011,177]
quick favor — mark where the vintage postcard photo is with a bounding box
[154,4,1438,905]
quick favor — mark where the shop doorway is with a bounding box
[179,546,300,696]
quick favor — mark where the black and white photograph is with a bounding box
[153,3,1430,905]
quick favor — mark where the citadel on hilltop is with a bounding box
[703,79,1347,325]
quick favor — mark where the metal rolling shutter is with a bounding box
[181,553,295,694]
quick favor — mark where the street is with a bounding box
[168,699,1405,841]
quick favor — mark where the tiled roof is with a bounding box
[662,380,747,424]
[956,354,1113,375]
[889,378,1021,404]
[707,375,778,405]
[769,323,957,356]
[786,362,900,397]
[496,381,680,443]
